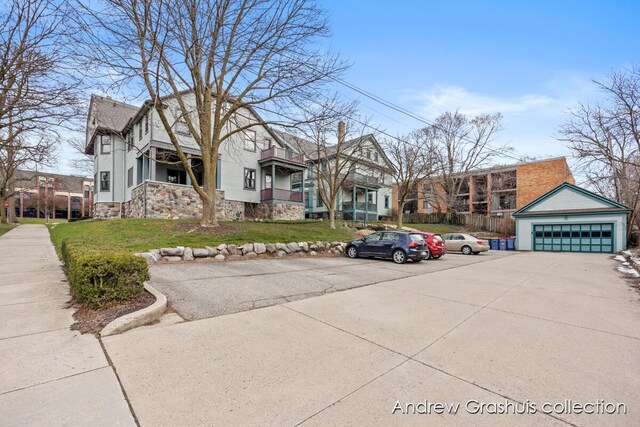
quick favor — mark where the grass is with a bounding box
[0,223,17,237]
[48,219,359,253]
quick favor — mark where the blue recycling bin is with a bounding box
[506,238,515,250]
[499,238,507,251]
[489,239,499,250]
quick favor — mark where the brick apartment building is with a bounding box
[396,157,575,218]
[6,170,94,221]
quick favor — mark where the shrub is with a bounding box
[61,239,150,308]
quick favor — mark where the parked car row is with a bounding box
[345,231,489,264]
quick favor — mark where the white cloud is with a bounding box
[404,85,557,117]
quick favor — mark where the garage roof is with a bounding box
[512,183,632,217]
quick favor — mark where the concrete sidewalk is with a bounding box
[0,225,135,427]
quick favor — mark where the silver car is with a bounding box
[441,233,489,255]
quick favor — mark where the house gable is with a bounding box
[513,182,631,216]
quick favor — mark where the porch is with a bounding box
[341,186,379,222]
[258,147,306,205]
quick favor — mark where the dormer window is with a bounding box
[144,114,149,134]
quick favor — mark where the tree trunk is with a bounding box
[200,159,218,227]
[396,203,404,229]
[329,208,336,229]
[0,197,6,224]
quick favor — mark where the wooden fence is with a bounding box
[403,212,515,236]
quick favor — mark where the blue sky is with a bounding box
[319,0,640,179]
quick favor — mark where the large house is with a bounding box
[277,125,395,221]
[396,157,575,218]
[85,94,307,220]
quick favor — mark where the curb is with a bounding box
[100,283,167,337]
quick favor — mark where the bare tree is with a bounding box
[386,129,437,228]
[558,67,640,242]
[427,111,505,213]
[78,0,347,226]
[293,98,373,228]
[0,0,79,223]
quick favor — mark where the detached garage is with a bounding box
[513,183,632,253]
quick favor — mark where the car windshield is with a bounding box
[433,234,443,241]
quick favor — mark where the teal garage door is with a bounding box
[533,224,614,253]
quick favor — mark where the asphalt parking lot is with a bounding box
[105,251,640,426]
[150,251,516,320]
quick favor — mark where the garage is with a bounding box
[513,183,631,253]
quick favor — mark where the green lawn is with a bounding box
[0,223,17,237]
[48,219,359,253]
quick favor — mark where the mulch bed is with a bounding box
[174,223,242,235]
[69,290,156,334]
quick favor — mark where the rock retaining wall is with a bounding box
[94,202,122,219]
[135,240,347,263]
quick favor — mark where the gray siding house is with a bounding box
[277,129,395,221]
[85,94,306,220]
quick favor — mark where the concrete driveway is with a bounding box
[103,251,640,426]
[149,251,514,320]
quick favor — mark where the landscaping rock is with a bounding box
[254,243,267,254]
[227,255,243,261]
[160,247,183,256]
[277,250,287,257]
[192,248,209,258]
[299,242,309,252]
[150,249,161,260]
[227,244,239,255]
[265,243,276,254]
[331,241,342,247]
[276,243,290,253]
[217,243,227,251]
[244,252,257,259]
[182,247,194,261]
[310,244,318,251]
[205,246,219,256]
[214,254,226,260]
[287,242,300,252]
[240,243,254,254]
[164,256,182,262]
[219,248,230,256]
[310,251,317,256]
[136,252,157,263]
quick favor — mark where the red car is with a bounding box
[415,232,447,259]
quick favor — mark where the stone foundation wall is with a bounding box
[256,201,305,220]
[126,181,244,221]
[94,202,122,219]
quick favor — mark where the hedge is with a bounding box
[61,239,150,308]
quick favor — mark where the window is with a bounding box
[264,138,272,149]
[374,152,379,162]
[365,233,382,242]
[366,149,371,159]
[167,169,186,184]
[84,184,90,198]
[144,114,149,134]
[100,171,110,191]
[127,167,134,188]
[100,135,111,154]
[127,133,133,152]
[304,192,311,208]
[138,122,142,140]
[244,130,256,151]
[265,174,272,189]
[317,192,323,207]
[367,192,374,204]
[47,178,54,189]
[384,195,390,209]
[244,168,256,189]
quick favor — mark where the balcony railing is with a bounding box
[342,201,377,212]
[342,171,380,187]
[261,188,303,203]
[260,147,305,165]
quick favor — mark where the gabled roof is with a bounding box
[275,130,395,172]
[512,182,632,217]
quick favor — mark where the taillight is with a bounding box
[408,242,420,247]
[477,241,484,245]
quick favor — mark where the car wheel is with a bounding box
[461,245,472,255]
[425,249,432,259]
[433,255,441,259]
[392,249,407,264]
[346,246,358,258]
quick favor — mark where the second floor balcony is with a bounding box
[261,187,303,203]
[342,201,378,212]
[259,147,306,170]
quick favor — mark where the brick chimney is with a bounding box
[338,121,346,145]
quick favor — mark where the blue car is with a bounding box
[345,231,428,264]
